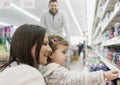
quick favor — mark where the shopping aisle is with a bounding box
[69,56,85,72]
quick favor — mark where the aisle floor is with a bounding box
[69,56,88,73]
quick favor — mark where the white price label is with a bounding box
[0,0,10,9]
[20,0,35,9]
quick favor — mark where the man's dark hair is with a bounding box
[49,0,58,4]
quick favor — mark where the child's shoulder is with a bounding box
[55,65,69,73]
[41,63,60,76]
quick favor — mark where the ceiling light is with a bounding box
[65,0,83,36]
[10,3,40,22]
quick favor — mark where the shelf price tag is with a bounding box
[20,0,35,9]
[0,0,10,9]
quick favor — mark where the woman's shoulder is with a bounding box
[15,64,39,72]
[1,64,42,78]
[3,64,40,73]
[0,64,46,85]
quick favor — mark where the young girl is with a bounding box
[40,35,119,85]
[0,24,52,85]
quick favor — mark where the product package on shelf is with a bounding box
[114,1,120,12]
[114,23,120,37]
[103,46,120,69]
[103,22,120,44]
[98,0,107,17]
[0,25,15,63]
[93,0,120,85]
[85,52,109,72]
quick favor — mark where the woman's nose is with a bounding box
[47,45,52,53]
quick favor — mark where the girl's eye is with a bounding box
[63,51,66,54]
[42,43,48,46]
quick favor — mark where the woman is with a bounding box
[0,24,52,85]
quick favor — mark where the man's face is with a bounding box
[49,1,58,14]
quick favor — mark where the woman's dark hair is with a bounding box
[0,24,46,71]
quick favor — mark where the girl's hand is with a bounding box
[104,70,119,80]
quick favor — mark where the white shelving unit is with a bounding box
[94,51,120,78]
[101,8,120,33]
[95,51,119,70]
[100,0,117,20]
[92,0,120,77]
[92,17,99,34]
[93,26,101,39]
[93,0,119,41]
[92,0,101,37]
[94,39,102,46]
[103,37,120,46]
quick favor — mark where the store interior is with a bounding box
[1,0,120,85]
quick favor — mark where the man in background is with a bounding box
[40,0,69,37]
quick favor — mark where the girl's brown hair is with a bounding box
[49,35,69,53]
[48,35,69,63]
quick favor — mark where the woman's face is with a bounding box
[40,34,52,64]
[31,34,52,65]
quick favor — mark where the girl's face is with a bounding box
[50,44,68,66]
[32,34,52,65]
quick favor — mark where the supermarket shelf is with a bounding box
[94,51,120,78]
[101,0,117,20]
[93,26,101,39]
[100,57,118,70]
[101,7,120,34]
[92,17,100,35]
[94,39,102,46]
[103,37,120,46]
